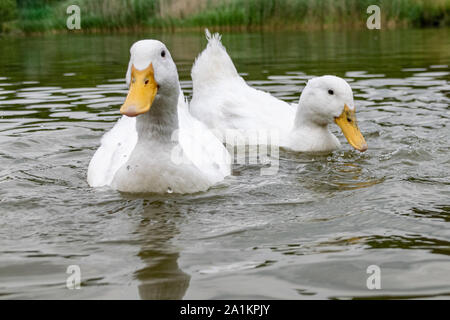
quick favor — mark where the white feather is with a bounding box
[190,30,361,153]
[177,94,230,183]
[191,29,295,139]
[87,116,137,187]
[87,39,230,193]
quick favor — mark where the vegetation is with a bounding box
[1,0,449,33]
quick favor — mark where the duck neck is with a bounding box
[291,102,338,146]
[293,103,329,131]
[136,86,180,143]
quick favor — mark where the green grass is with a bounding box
[2,0,450,33]
[178,0,450,29]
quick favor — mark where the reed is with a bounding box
[2,0,449,33]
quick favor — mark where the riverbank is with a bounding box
[1,0,449,34]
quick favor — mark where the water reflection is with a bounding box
[0,28,449,299]
[409,205,450,222]
[282,150,385,194]
[130,199,190,300]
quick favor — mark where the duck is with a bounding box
[190,30,368,153]
[87,39,230,194]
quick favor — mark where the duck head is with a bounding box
[297,75,368,152]
[120,40,180,117]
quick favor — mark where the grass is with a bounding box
[179,0,450,29]
[1,0,450,34]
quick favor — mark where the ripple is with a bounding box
[1,30,449,300]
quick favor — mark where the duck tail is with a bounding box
[191,29,239,90]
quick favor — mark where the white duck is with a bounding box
[190,30,367,153]
[87,40,230,194]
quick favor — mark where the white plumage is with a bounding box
[88,39,230,194]
[191,30,294,140]
[87,115,137,187]
[191,30,366,153]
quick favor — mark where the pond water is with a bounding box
[0,28,449,299]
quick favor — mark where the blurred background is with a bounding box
[1,0,449,34]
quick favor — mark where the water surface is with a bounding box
[0,29,449,299]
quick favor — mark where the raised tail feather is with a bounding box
[191,29,240,90]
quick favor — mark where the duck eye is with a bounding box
[328,89,334,95]
[347,117,352,123]
[144,79,149,85]
[161,50,166,58]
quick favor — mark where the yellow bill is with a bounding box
[120,63,158,117]
[334,104,368,152]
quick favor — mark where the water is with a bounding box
[0,29,449,299]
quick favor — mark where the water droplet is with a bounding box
[167,187,173,194]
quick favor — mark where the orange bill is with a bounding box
[120,63,158,117]
[334,104,368,152]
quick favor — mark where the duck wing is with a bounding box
[177,93,231,184]
[87,116,137,187]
